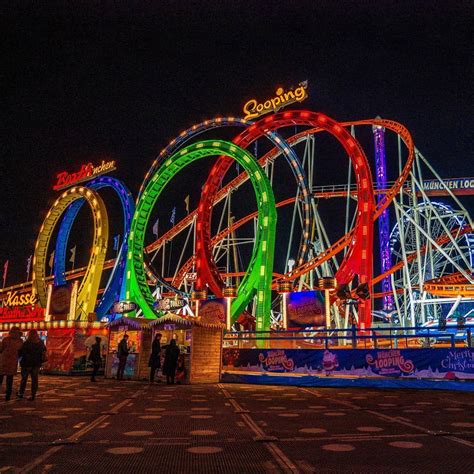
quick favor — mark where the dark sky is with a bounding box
[1,1,472,285]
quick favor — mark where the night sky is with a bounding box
[1,1,472,285]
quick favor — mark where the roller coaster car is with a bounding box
[416,315,474,346]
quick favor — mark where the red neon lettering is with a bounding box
[53,162,101,190]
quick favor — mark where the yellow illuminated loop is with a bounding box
[32,187,109,320]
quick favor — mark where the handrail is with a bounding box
[223,326,473,349]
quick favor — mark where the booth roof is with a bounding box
[150,313,225,330]
[150,313,194,329]
[107,316,152,330]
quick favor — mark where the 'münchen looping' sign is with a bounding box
[243,81,308,120]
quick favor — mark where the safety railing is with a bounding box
[223,326,473,350]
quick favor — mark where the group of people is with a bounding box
[91,332,185,384]
[148,333,186,385]
[116,333,185,384]
[0,327,47,401]
[0,328,187,400]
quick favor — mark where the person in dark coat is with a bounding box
[162,339,180,385]
[18,329,46,401]
[88,336,102,382]
[0,327,23,401]
[116,334,129,380]
[148,333,162,383]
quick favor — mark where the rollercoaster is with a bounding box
[1,99,473,339]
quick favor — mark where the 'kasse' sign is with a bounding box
[3,291,37,307]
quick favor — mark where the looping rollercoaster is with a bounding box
[52,176,134,318]
[30,107,473,332]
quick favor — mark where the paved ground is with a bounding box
[0,376,473,473]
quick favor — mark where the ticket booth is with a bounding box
[149,310,225,384]
[150,314,194,384]
[105,317,152,380]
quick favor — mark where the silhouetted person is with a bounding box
[0,327,23,401]
[116,334,130,380]
[163,339,180,385]
[88,336,102,382]
[18,329,46,401]
[148,333,162,383]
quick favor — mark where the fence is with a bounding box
[223,326,473,350]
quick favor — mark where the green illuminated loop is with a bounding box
[32,186,109,320]
[126,140,277,331]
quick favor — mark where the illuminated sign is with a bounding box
[0,306,45,323]
[287,291,325,328]
[421,177,474,196]
[53,160,116,191]
[4,291,38,307]
[185,272,197,282]
[243,81,308,120]
[155,298,186,312]
[112,301,138,314]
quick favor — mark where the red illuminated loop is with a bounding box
[195,110,375,327]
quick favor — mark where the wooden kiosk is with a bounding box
[105,316,152,380]
[150,311,225,384]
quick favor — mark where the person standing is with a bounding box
[88,336,102,382]
[162,339,180,385]
[116,334,129,380]
[148,333,162,383]
[18,329,46,401]
[0,327,23,401]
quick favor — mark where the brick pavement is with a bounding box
[0,376,473,473]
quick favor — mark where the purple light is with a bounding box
[373,119,393,310]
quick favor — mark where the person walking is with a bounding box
[0,327,23,401]
[116,334,129,380]
[148,333,162,383]
[88,336,102,382]
[18,329,46,401]
[162,339,180,385]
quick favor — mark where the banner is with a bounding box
[222,348,474,380]
[44,328,75,373]
[200,298,225,324]
[287,291,325,328]
[49,284,72,320]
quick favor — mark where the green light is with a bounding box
[126,140,277,332]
